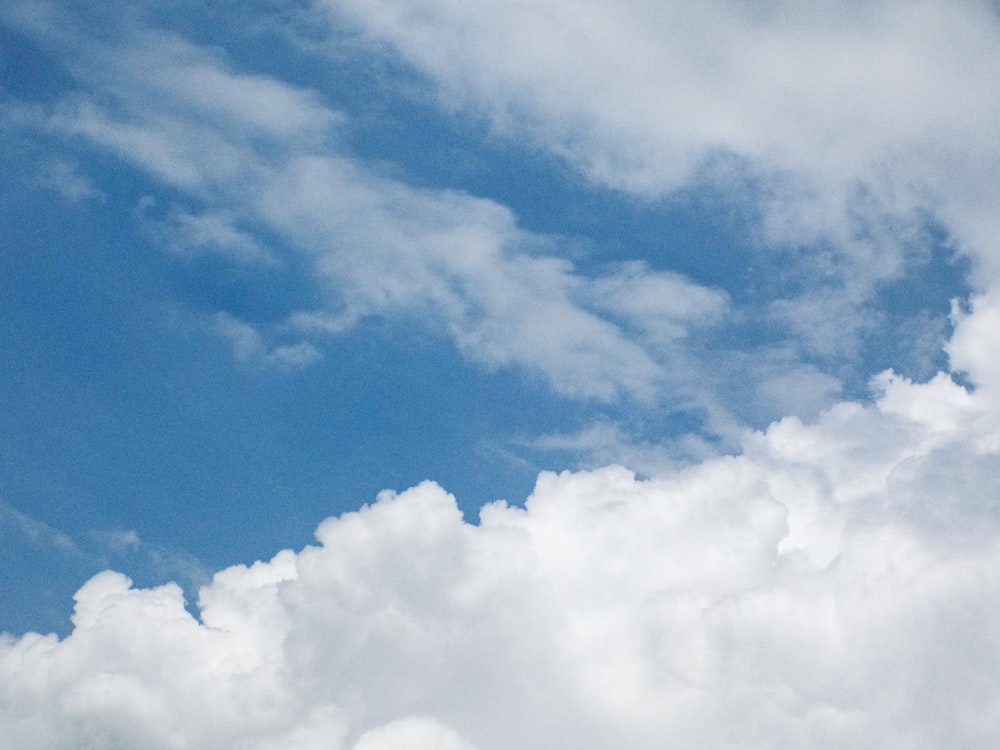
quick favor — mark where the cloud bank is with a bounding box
[3,304,1000,748]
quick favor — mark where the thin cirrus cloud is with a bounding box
[256,153,710,401]
[212,311,323,373]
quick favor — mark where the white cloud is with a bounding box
[2,1,993,424]
[948,292,1000,401]
[525,419,683,476]
[5,10,1000,741]
[3,4,734,405]
[91,529,141,554]
[259,155,680,400]
[0,502,81,557]
[145,205,278,266]
[36,158,104,204]
[127,32,340,141]
[3,338,1000,747]
[316,0,1000,200]
[88,528,211,594]
[353,717,478,750]
[744,356,844,422]
[212,313,323,372]
[587,261,729,344]
[10,0,984,422]
[313,0,1000,350]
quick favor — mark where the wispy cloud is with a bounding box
[4,3,733,406]
[0,502,81,557]
[313,0,997,370]
[36,158,104,204]
[212,312,323,372]
[142,203,279,267]
[88,528,211,593]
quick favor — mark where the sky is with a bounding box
[2,0,1000,747]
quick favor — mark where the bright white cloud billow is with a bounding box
[3,342,1000,748]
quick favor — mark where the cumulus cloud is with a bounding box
[948,292,1000,399]
[3,335,1000,747]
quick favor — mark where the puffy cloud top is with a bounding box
[3,356,1000,749]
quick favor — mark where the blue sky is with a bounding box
[0,0,975,628]
[3,1,1000,747]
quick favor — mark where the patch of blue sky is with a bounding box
[858,233,969,382]
[0,144,582,631]
[0,522,90,637]
[0,25,75,102]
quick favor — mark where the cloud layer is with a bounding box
[3,1,729,405]
[7,0,985,429]
[319,0,1000,366]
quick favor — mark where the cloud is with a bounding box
[90,529,141,555]
[143,204,279,267]
[212,313,323,372]
[36,158,104,204]
[3,2,734,405]
[6,0,983,427]
[587,261,729,344]
[88,528,211,593]
[947,292,1000,399]
[316,0,1000,205]
[353,717,478,750]
[0,502,81,557]
[3,336,1000,747]
[312,0,999,357]
[5,6,1000,740]
[259,154,682,401]
[524,419,683,476]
